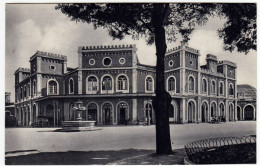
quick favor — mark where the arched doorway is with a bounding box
[188,101,195,123]
[219,103,225,117]
[46,105,54,126]
[69,103,75,121]
[21,108,23,126]
[117,102,128,125]
[244,105,254,120]
[201,102,208,123]
[237,106,241,120]
[229,104,234,121]
[169,104,174,123]
[102,103,112,125]
[28,106,30,126]
[145,103,153,124]
[88,103,98,123]
[33,105,36,124]
[210,102,217,118]
[24,110,27,126]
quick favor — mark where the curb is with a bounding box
[184,157,195,165]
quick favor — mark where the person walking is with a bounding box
[145,116,148,126]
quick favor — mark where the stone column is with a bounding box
[180,98,186,123]
[225,100,229,122]
[132,98,137,123]
[197,97,201,122]
[234,101,237,121]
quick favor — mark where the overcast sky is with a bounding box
[5,4,257,102]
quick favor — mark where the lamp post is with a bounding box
[73,101,86,121]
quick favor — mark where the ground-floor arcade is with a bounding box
[237,101,256,121]
[15,96,254,127]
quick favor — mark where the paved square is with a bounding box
[6,121,256,154]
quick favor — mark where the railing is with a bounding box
[185,136,256,163]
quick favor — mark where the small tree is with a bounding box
[56,3,256,154]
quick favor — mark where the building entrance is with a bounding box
[103,103,112,125]
[244,105,254,120]
[188,101,195,123]
[117,102,128,125]
[201,102,208,123]
[169,104,174,123]
[145,103,153,124]
[87,103,97,122]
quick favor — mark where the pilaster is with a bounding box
[36,74,42,97]
[181,98,186,123]
[132,98,137,122]
[225,99,229,122]
[132,68,137,93]
[63,61,67,73]
[78,70,82,94]
[37,57,42,73]
[197,97,201,122]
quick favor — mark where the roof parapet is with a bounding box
[218,60,237,67]
[30,51,67,61]
[14,67,30,75]
[79,44,136,51]
[166,45,199,55]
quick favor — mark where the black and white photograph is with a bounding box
[4,2,257,165]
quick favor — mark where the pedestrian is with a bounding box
[145,116,148,126]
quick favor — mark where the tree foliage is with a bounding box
[56,3,256,154]
[217,3,256,53]
[56,3,256,53]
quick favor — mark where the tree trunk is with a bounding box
[152,4,173,154]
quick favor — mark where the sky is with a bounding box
[5,4,257,102]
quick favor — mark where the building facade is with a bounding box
[5,92,15,116]
[237,84,256,121]
[14,44,239,126]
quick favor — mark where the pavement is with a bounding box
[5,121,256,165]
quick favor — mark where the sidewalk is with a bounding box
[6,149,186,165]
[107,149,186,165]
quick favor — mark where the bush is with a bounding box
[189,143,256,164]
[5,115,17,127]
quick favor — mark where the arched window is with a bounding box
[229,83,234,95]
[168,77,175,92]
[48,80,58,95]
[20,87,23,99]
[202,79,207,93]
[87,76,98,92]
[33,80,36,96]
[189,76,195,92]
[69,78,74,94]
[211,80,216,94]
[102,76,112,90]
[16,88,19,101]
[146,77,153,91]
[28,84,30,97]
[24,85,27,98]
[117,75,128,90]
[219,82,224,95]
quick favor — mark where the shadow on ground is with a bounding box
[5,148,186,165]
